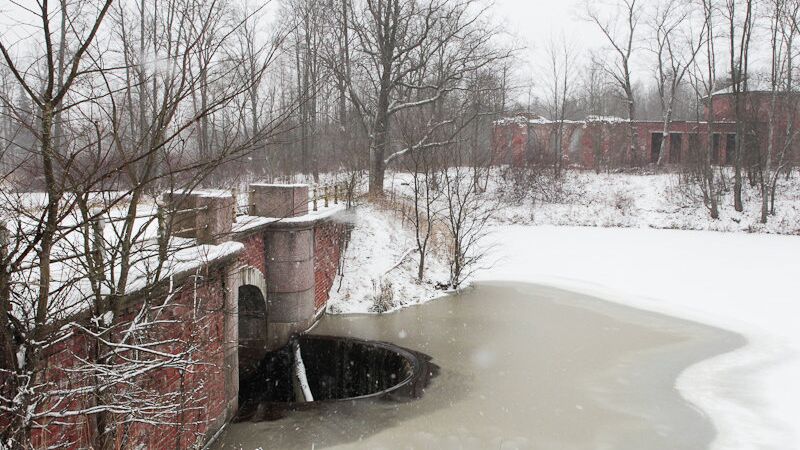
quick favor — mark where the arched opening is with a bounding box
[238,284,268,378]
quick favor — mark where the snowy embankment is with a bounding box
[477,226,800,450]
[326,203,449,314]
[487,170,800,235]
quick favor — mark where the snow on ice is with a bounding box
[479,226,800,450]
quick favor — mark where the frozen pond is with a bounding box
[214,282,743,450]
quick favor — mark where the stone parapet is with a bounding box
[162,190,235,245]
[249,184,309,218]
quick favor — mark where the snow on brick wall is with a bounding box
[120,270,227,449]
[493,119,740,169]
[30,269,229,450]
[33,333,94,449]
[22,215,348,449]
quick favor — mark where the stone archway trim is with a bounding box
[221,264,267,422]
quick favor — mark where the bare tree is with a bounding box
[0,2,113,444]
[684,0,722,219]
[284,0,326,180]
[761,0,800,223]
[440,162,494,289]
[327,0,507,196]
[586,0,643,166]
[542,35,579,177]
[397,112,443,281]
[650,0,707,166]
[0,0,292,446]
[725,0,755,212]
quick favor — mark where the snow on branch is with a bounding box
[384,118,457,166]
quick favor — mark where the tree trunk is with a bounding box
[369,88,390,196]
[36,103,57,338]
[733,112,744,212]
[706,124,719,219]
[554,124,563,177]
[627,92,639,166]
[369,137,386,195]
[762,92,778,223]
[656,108,673,166]
[762,131,773,224]
[0,224,22,445]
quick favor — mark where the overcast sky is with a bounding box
[493,0,599,48]
[492,0,768,93]
[489,0,609,99]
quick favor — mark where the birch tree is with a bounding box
[650,0,707,166]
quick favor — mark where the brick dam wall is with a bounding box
[19,185,350,449]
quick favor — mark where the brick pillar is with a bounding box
[245,184,316,348]
[263,224,315,349]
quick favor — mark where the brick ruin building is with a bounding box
[1,184,348,449]
[493,90,800,170]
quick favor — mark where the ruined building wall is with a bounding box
[493,118,739,169]
[494,93,800,170]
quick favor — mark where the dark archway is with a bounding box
[238,285,268,378]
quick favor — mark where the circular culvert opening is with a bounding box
[236,335,437,421]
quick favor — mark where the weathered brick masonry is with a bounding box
[16,186,349,449]
[116,270,229,450]
[314,221,347,310]
[493,91,800,169]
[32,265,231,449]
[493,115,738,169]
[238,233,267,277]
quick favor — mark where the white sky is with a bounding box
[490,0,617,99]
[493,0,600,48]
[491,0,769,96]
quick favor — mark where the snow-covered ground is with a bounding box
[326,203,449,314]
[485,169,800,235]
[476,226,800,450]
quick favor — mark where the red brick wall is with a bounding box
[238,233,266,276]
[313,220,346,310]
[21,215,348,449]
[30,269,229,449]
[33,333,95,448]
[235,222,346,312]
[492,120,529,166]
[493,119,739,169]
[708,93,800,165]
[121,270,227,449]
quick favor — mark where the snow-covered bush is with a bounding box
[612,189,635,215]
[370,279,395,313]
